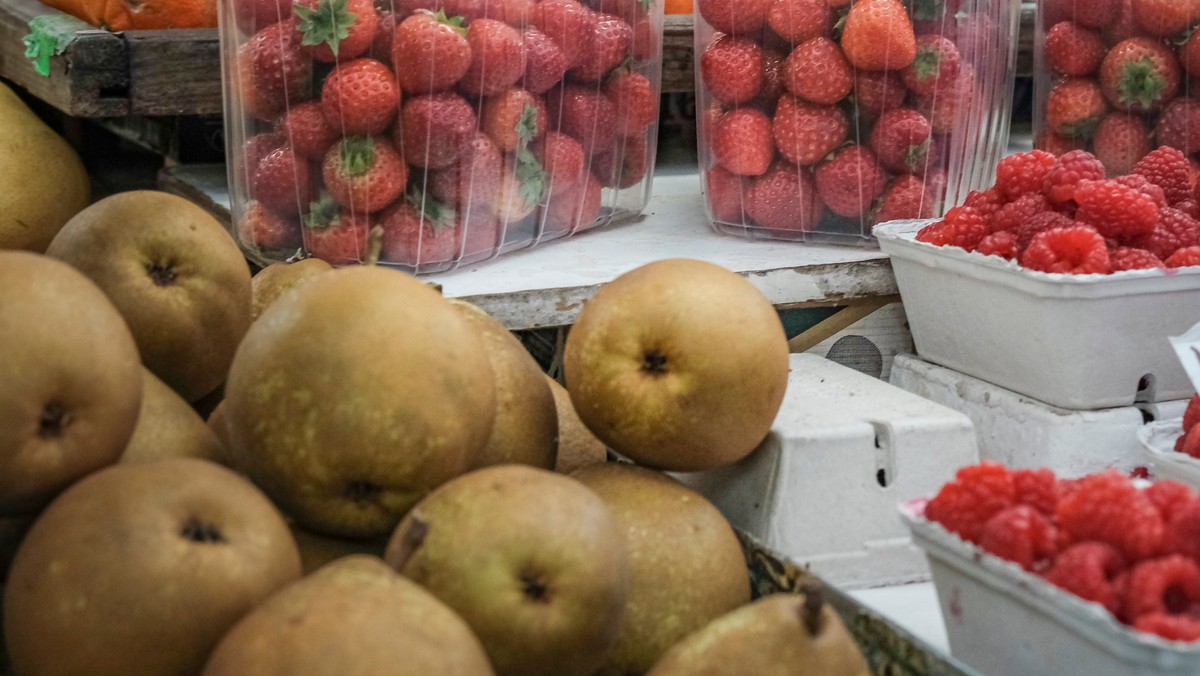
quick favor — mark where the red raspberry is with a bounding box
[1134,146,1193,205]
[1013,468,1059,516]
[1113,174,1167,208]
[1016,211,1075,251]
[1147,480,1196,523]
[925,462,1016,544]
[940,206,990,251]
[1134,613,1200,641]
[1074,179,1160,240]
[1111,246,1167,271]
[1043,149,1107,204]
[1021,226,1112,274]
[979,505,1058,570]
[961,187,1005,219]
[1183,394,1200,433]
[1121,555,1200,622]
[1043,542,1127,615]
[1179,199,1200,219]
[1166,246,1200,267]
[974,231,1018,260]
[1180,424,1200,459]
[1044,21,1106,77]
[1055,470,1164,561]
[1135,207,1200,259]
[1164,498,1200,560]
[994,150,1059,201]
[991,193,1051,234]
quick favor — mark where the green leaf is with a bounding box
[905,139,931,173]
[639,0,653,10]
[912,46,942,81]
[295,0,357,57]
[910,0,946,21]
[515,147,548,206]
[1118,56,1169,111]
[304,194,342,229]
[407,187,456,228]
[516,103,539,149]
[433,9,468,36]
[23,14,88,77]
[339,136,376,176]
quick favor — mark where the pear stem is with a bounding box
[801,584,825,637]
[425,282,444,295]
[364,225,384,266]
[390,515,428,570]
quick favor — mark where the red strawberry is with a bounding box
[391,10,471,95]
[252,147,316,215]
[275,101,339,160]
[569,13,632,82]
[1181,30,1200,76]
[712,108,774,176]
[1044,21,1105,77]
[1074,178,1160,240]
[1041,0,1120,29]
[631,14,658,62]
[606,70,657,138]
[379,192,463,267]
[486,0,536,25]
[751,48,789,111]
[1021,225,1112,274]
[706,166,750,224]
[592,134,650,189]
[1103,0,1139,41]
[840,0,916,71]
[495,150,548,225]
[321,58,400,136]
[1046,78,1107,138]
[1099,38,1181,114]
[547,84,617,155]
[580,0,641,22]
[536,131,586,189]
[369,12,396,66]
[701,36,764,106]
[871,108,934,175]
[1092,113,1151,176]
[233,0,292,34]
[237,201,302,251]
[784,37,853,106]
[236,132,285,184]
[481,88,542,152]
[397,92,477,170]
[1167,245,1200,267]
[1134,146,1193,205]
[236,58,287,120]
[1111,246,1167,270]
[901,35,961,97]
[1132,0,1200,37]
[302,196,371,264]
[294,0,378,62]
[1155,97,1200,154]
[696,0,770,37]
[745,162,823,231]
[543,174,603,234]
[873,175,934,224]
[853,70,907,119]
[1034,129,1088,156]
[766,0,834,44]
[460,207,500,259]
[915,63,974,135]
[239,20,313,103]
[814,146,888,218]
[429,132,504,210]
[398,0,487,20]
[460,19,527,96]
[532,0,595,68]
[772,95,847,166]
[322,135,408,213]
[521,27,569,94]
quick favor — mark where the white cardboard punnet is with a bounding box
[1139,420,1200,486]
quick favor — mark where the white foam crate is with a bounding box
[1139,420,1199,486]
[874,220,1200,411]
[901,500,1200,676]
[890,354,1189,477]
[676,353,978,589]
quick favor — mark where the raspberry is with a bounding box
[994,150,1058,200]
[925,462,1017,544]
[1013,468,1059,516]
[1135,207,1200,260]
[1134,613,1200,641]
[1164,498,1200,560]
[1177,199,1200,219]
[1121,556,1200,622]
[1179,424,1200,459]
[961,187,1005,219]
[1042,542,1127,615]
[917,206,989,251]
[991,193,1051,234]
[1166,246,1200,267]
[979,505,1058,570]
[1021,226,1113,274]
[1184,394,1200,433]
[1016,211,1075,251]
[1043,149,1107,204]
[1147,480,1196,523]
[1114,174,1168,208]
[974,231,1018,260]
[1055,470,1164,561]
[1134,146,1193,205]
[1074,179,1161,240]
[1111,246,1167,271]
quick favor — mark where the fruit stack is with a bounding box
[221,0,663,273]
[693,0,1018,244]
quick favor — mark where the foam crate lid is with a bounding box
[890,354,1189,478]
[1139,420,1200,486]
[678,353,979,590]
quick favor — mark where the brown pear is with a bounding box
[0,251,142,515]
[646,592,870,676]
[450,300,557,469]
[572,463,751,675]
[546,376,606,474]
[46,190,253,402]
[203,555,495,676]
[251,258,332,321]
[291,524,386,575]
[207,400,232,455]
[121,367,224,464]
[0,514,35,582]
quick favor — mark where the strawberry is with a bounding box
[252,147,316,215]
[275,101,339,160]
[1132,0,1200,37]
[236,132,285,184]
[546,84,617,155]
[1041,0,1120,29]
[521,27,569,94]
[237,201,302,251]
[706,166,750,224]
[1074,179,1161,240]
[532,0,595,68]
[302,195,371,264]
[1099,38,1181,114]
[840,0,916,71]
[294,0,377,62]
[543,175,603,234]
[580,0,642,21]
[379,190,463,267]
[569,13,632,82]
[814,146,888,218]
[870,108,934,175]
[481,89,542,152]
[397,92,477,169]
[1034,129,1087,156]
[1155,97,1200,154]
[398,0,486,21]
[369,12,396,66]
[429,132,504,210]
[701,37,765,106]
[1181,30,1200,76]
[631,14,658,62]
[1043,21,1105,77]
[322,135,408,213]
[873,175,934,224]
[1092,113,1151,176]
[536,131,586,189]
[1134,146,1193,205]
[712,108,775,176]
[606,70,657,138]
[853,70,907,119]
[486,0,536,26]
[1045,78,1107,138]
[460,208,501,259]
[321,58,400,136]
[772,95,847,166]
[592,134,650,189]
[901,35,961,97]
[745,161,823,231]
[696,0,770,37]
[233,0,292,34]
[391,10,471,95]
[461,19,527,96]
[239,20,312,104]
[752,48,788,110]
[493,155,546,225]
[915,63,974,135]
[766,0,833,44]
[784,37,853,106]
[236,58,287,120]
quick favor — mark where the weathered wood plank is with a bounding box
[125,28,222,116]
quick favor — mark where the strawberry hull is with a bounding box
[694,0,1018,245]
[219,0,663,272]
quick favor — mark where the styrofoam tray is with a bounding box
[1139,420,1199,486]
[874,220,1200,410]
[902,500,1200,675]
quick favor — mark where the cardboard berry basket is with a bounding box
[874,219,1200,410]
[1139,420,1200,485]
[218,0,663,273]
[693,0,1019,246]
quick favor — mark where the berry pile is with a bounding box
[915,147,1200,273]
[230,0,661,270]
[1038,0,1200,175]
[926,462,1200,641]
[695,0,997,236]
[1174,394,1200,457]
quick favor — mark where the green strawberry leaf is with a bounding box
[1057,115,1101,139]
[339,136,377,176]
[832,12,848,41]
[295,0,357,57]
[905,140,932,174]
[909,0,946,21]
[304,194,342,229]
[516,147,548,206]
[516,103,539,149]
[407,187,456,228]
[433,9,468,36]
[912,46,943,81]
[638,0,653,11]
[1118,56,1169,111]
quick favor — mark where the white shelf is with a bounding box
[850,582,953,656]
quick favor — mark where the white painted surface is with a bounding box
[850,582,951,655]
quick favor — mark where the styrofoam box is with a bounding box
[891,354,1188,477]
[902,500,1200,676]
[874,220,1200,410]
[675,354,978,589]
[1139,420,1199,486]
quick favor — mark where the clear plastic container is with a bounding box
[219,0,663,272]
[694,0,1019,245]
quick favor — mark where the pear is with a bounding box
[251,258,332,321]
[647,591,871,675]
[546,376,606,474]
[203,555,495,676]
[207,400,232,455]
[121,367,225,464]
[0,514,35,582]
[290,524,386,575]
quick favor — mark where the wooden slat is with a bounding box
[125,28,222,116]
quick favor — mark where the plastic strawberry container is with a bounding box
[218,0,663,272]
[692,0,1020,245]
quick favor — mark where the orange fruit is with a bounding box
[40,0,217,30]
[665,0,693,13]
